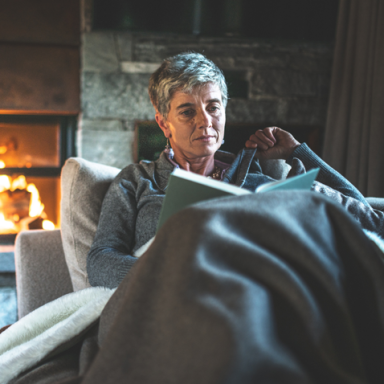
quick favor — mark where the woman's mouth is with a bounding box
[194,135,216,142]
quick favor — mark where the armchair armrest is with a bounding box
[15,229,73,318]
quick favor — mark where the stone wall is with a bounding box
[79,31,333,168]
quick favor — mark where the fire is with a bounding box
[0,212,17,233]
[42,220,55,230]
[0,175,11,192]
[10,175,27,191]
[27,183,45,218]
[0,161,5,169]
[0,173,55,233]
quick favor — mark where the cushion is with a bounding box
[60,158,120,291]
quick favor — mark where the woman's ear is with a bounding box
[155,112,170,138]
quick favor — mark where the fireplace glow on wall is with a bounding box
[0,115,76,236]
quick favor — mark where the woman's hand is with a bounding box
[245,127,301,160]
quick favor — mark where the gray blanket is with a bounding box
[12,191,384,383]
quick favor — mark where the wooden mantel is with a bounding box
[0,0,80,114]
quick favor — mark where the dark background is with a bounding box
[93,0,339,42]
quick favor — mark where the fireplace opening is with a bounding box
[0,115,76,241]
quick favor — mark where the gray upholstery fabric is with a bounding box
[60,158,120,291]
[15,230,73,319]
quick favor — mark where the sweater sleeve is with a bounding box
[287,143,369,206]
[87,171,139,288]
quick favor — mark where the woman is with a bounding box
[87,52,384,289]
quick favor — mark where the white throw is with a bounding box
[0,286,115,384]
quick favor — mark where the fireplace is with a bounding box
[0,115,76,241]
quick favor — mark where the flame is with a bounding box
[10,175,27,191]
[26,183,45,218]
[42,220,55,230]
[0,146,7,155]
[0,175,11,192]
[0,174,54,232]
[0,161,5,169]
[0,212,17,233]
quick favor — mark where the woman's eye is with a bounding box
[181,109,193,116]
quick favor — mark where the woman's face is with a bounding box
[156,83,226,160]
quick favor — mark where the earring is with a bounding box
[222,139,225,144]
[165,138,174,159]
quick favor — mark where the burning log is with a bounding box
[0,189,31,221]
[0,174,55,233]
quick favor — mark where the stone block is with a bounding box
[281,97,329,126]
[80,118,124,131]
[226,96,328,127]
[226,98,281,124]
[232,53,290,70]
[82,32,119,73]
[116,32,133,61]
[82,72,155,120]
[121,62,161,74]
[288,53,333,73]
[250,69,318,98]
[79,129,135,168]
[133,38,168,62]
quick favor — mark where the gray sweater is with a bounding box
[87,144,372,288]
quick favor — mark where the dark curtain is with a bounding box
[323,0,384,197]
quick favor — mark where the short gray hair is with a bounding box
[148,52,228,119]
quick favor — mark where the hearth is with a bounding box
[0,115,76,241]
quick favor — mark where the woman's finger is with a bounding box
[247,133,268,150]
[255,130,275,148]
[249,133,271,151]
[245,139,257,148]
[247,133,258,143]
[263,127,278,143]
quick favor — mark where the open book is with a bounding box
[156,167,319,232]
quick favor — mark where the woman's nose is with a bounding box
[196,109,212,128]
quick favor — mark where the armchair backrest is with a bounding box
[60,158,120,291]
